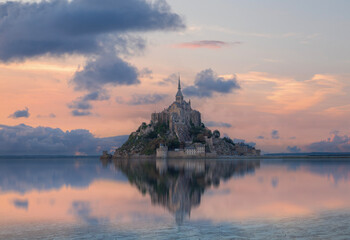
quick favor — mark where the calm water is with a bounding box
[1,157,350,239]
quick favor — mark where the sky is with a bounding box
[0,0,350,154]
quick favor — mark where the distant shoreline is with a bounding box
[2,153,350,161]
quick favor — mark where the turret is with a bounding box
[176,76,184,103]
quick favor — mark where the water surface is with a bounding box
[1,157,350,239]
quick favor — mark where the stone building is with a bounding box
[151,78,201,142]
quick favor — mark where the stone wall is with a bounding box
[190,110,201,127]
[151,111,169,124]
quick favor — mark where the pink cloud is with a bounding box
[174,40,242,49]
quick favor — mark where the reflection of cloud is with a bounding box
[205,188,231,196]
[13,199,28,210]
[70,201,99,224]
[271,177,279,188]
[2,160,350,228]
[0,158,128,193]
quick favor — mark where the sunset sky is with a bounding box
[1,0,350,154]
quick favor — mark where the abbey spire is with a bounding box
[176,75,184,103]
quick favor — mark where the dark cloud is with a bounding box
[13,199,29,210]
[205,121,232,128]
[82,91,110,101]
[183,69,240,98]
[68,52,140,115]
[37,113,56,118]
[158,73,178,85]
[175,40,242,49]
[271,130,280,139]
[0,0,184,61]
[139,67,153,78]
[8,107,30,119]
[0,124,128,155]
[68,90,110,116]
[256,136,265,139]
[116,93,168,105]
[68,100,92,110]
[287,146,301,153]
[71,110,92,117]
[306,131,350,152]
[71,53,140,92]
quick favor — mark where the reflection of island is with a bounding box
[111,158,260,224]
[0,157,127,193]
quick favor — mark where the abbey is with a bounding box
[151,78,201,142]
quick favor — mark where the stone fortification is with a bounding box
[151,78,200,142]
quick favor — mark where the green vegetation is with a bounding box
[118,122,172,155]
[166,138,180,150]
[189,122,212,144]
[213,130,220,138]
[223,137,234,145]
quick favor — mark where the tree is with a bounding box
[213,130,220,138]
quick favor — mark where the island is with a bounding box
[109,78,260,159]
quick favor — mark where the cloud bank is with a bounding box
[205,121,232,128]
[306,131,350,152]
[116,93,168,105]
[0,124,128,155]
[0,0,184,61]
[183,69,240,98]
[8,107,30,119]
[233,138,256,148]
[287,146,301,153]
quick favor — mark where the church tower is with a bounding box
[176,77,184,103]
